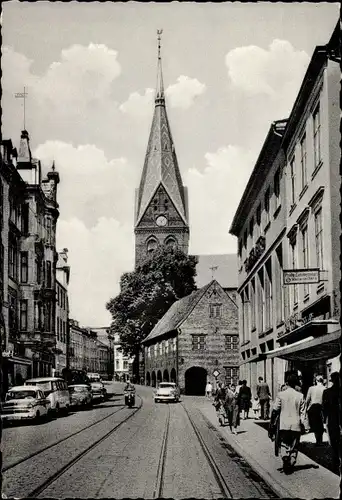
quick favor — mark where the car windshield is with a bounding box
[27,381,52,395]
[70,387,86,393]
[159,384,175,389]
[6,390,37,400]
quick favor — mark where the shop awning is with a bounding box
[266,329,341,362]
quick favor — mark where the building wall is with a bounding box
[1,135,60,393]
[113,332,132,381]
[144,282,239,394]
[236,141,287,397]
[281,56,340,387]
[55,279,68,374]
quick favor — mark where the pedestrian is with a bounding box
[322,372,340,472]
[239,380,252,419]
[305,375,325,445]
[256,376,271,420]
[272,373,306,474]
[205,380,213,399]
[229,383,240,434]
[223,384,238,433]
[252,396,260,419]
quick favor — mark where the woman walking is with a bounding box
[239,380,252,419]
[230,383,240,434]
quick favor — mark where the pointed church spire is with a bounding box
[155,29,165,105]
[135,30,189,230]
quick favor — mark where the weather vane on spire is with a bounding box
[15,86,28,130]
[210,266,218,279]
[157,29,163,59]
[156,29,164,100]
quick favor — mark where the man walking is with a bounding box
[224,384,239,434]
[257,376,271,420]
[272,373,306,473]
[322,372,340,472]
[305,375,325,445]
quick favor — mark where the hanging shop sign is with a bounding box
[283,268,320,285]
[213,370,220,378]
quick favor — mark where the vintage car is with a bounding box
[90,381,107,402]
[154,382,180,403]
[68,384,93,408]
[1,385,51,423]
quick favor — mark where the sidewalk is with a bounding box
[197,397,340,499]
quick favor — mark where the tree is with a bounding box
[106,246,198,358]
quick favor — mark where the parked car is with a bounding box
[1,385,51,424]
[25,377,70,414]
[87,373,102,383]
[68,384,93,408]
[154,382,180,403]
[90,381,107,402]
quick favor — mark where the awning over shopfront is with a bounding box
[266,329,341,362]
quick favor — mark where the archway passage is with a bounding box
[157,370,162,384]
[163,369,169,382]
[151,371,156,387]
[170,368,177,383]
[185,366,207,396]
[146,372,151,386]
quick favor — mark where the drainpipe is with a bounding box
[176,329,179,387]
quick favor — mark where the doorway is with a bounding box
[185,366,207,395]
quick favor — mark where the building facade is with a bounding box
[1,131,60,394]
[54,249,70,376]
[112,331,132,382]
[68,320,111,379]
[90,327,114,380]
[230,120,288,398]
[134,37,189,268]
[270,24,341,394]
[142,280,239,395]
[230,22,340,397]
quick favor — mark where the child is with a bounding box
[252,395,260,419]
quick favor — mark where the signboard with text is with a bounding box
[283,269,320,285]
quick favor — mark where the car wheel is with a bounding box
[35,410,41,422]
[55,404,60,416]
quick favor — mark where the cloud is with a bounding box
[33,141,139,228]
[166,75,206,109]
[1,44,122,137]
[119,88,154,118]
[225,39,309,104]
[119,75,206,118]
[57,217,134,326]
[186,145,255,254]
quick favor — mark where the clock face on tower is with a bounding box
[156,215,168,227]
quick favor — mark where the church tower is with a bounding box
[134,31,190,268]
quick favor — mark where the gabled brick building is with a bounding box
[142,279,239,395]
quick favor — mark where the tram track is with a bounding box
[3,401,126,473]
[3,396,143,499]
[181,402,234,499]
[153,403,170,499]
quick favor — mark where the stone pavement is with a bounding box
[196,397,340,499]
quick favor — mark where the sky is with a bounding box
[2,2,339,327]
